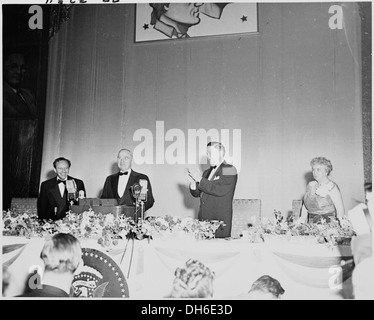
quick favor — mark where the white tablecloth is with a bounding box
[2,235,354,299]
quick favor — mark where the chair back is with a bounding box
[292,200,303,219]
[231,199,261,238]
[9,198,37,215]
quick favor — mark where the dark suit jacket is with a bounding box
[37,176,86,220]
[3,82,36,119]
[101,170,155,212]
[190,162,238,238]
[17,284,69,298]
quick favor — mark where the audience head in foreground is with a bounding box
[169,259,215,298]
[247,275,285,299]
[18,233,82,297]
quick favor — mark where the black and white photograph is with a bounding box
[1,0,372,303]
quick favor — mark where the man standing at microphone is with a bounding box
[188,142,238,238]
[101,149,155,213]
[37,157,86,220]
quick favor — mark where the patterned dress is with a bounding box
[303,180,337,223]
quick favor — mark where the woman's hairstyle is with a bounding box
[40,233,82,274]
[248,275,285,298]
[310,157,333,175]
[169,259,215,298]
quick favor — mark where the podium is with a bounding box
[70,198,135,218]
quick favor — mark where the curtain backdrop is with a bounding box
[41,3,365,219]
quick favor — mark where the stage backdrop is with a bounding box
[40,3,365,219]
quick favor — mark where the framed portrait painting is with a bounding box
[135,3,258,42]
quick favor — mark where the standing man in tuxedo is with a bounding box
[3,52,37,210]
[37,157,86,220]
[188,142,238,238]
[101,149,155,213]
[3,52,36,119]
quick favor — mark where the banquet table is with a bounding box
[2,235,354,299]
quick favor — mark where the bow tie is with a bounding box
[58,179,66,185]
[211,166,217,169]
[119,171,129,176]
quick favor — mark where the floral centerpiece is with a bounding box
[2,210,224,250]
[246,210,356,247]
[2,211,44,238]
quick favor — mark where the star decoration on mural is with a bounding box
[143,23,149,30]
[241,15,248,22]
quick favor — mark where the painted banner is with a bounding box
[135,3,258,42]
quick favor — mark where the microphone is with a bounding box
[66,179,77,202]
[139,179,148,202]
[131,183,142,200]
[131,180,148,221]
[78,190,85,199]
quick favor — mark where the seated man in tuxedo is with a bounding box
[18,233,83,298]
[37,157,86,220]
[188,141,238,238]
[100,148,155,213]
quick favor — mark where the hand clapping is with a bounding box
[186,168,202,183]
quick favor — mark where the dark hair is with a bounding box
[207,141,226,155]
[149,3,170,25]
[53,157,71,169]
[248,275,285,298]
[3,51,27,64]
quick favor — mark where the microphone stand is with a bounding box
[122,193,144,279]
[121,185,147,278]
[139,200,145,221]
[134,195,140,222]
[134,196,145,222]
[131,183,147,222]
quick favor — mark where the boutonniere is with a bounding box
[213,176,220,181]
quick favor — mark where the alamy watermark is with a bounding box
[28,265,43,290]
[132,121,242,172]
[328,265,343,290]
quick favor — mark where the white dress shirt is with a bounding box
[208,161,224,180]
[57,178,67,198]
[118,169,131,197]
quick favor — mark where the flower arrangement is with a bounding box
[2,210,224,249]
[2,211,46,238]
[246,210,356,247]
